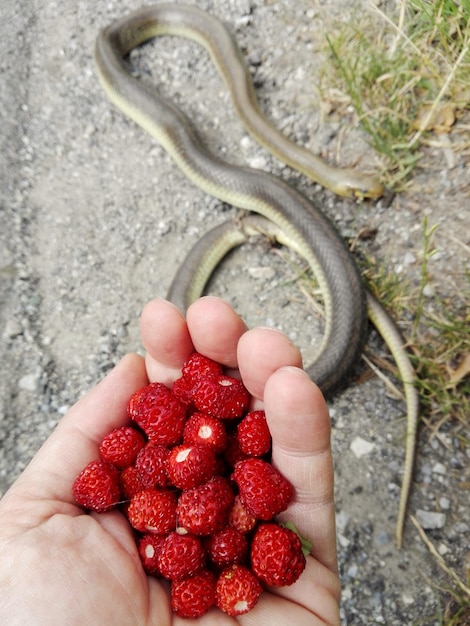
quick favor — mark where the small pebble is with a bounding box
[350,436,376,458]
[374,530,392,546]
[240,135,252,150]
[432,462,447,475]
[335,511,351,534]
[452,522,469,534]
[3,319,22,339]
[402,593,415,606]
[18,373,40,392]
[342,586,353,601]
[415,509,446,530]
[347,563,358,578]
[247,155,268,170]
[422,283,435,297]
[403,252,416,265]
[247,266,276,280]
[439,497,451,510]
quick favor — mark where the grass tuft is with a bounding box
[315,2,470,621]
[321,0,470,189]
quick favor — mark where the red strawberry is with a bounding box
[205,525,248,569]
[224,432,249,468]
[177,475,235,536]
[128,382,187,445]
[73,459,120,513]
[167,444,216,490]
[135,443,170,488]
[232,458,293,520]
[250,523,306,586]
[193,374,250,419]
[99,426,145,469]
[71,348,306,619]
[127,488,177,534]
[171,353,223,406]
[137,533,166,576]
[182,352,223,382]
[183,412,228,453]
[170,376,195,406]
[216,564,262,616]
[119,464,145,500]
[157,531,206,581]
[228,494,257,534]
[171,569,217,618]
[237,410,271,456]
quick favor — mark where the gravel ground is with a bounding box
[1,1,469,624]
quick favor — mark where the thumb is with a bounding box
[264,366,337,573]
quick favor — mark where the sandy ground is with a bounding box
[1,1,469,623]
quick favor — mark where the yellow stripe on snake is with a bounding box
[95,3,419,548]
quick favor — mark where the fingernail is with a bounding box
[256,326,287,334]
[278,365,308,377]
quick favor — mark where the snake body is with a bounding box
[95,4,418,546]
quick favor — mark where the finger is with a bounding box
[186,296,247,368]
[264,366,338,575]
[264,557,341,624]
[237,327,303,400]
[141,297,247,384]
[241,581,340,626]
[6,353,148,510]
[141,299,194,385]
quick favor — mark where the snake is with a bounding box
[95,3,419,547]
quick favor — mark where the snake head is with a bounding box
[337,169,384,200]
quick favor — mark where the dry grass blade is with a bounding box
[410,514,470,598]
[322,0,470,189]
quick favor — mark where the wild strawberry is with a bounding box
[170,376,195,406]
[128,382,187,446]
[193,374,250,419]
[232,458,293,520]
[73,459,120,513]
[250,523,306,586]
[228,495,257,534]
[98,426,145,469]
[237,410,271,457]
[171,569,217,618]
[182,352,223,382]
[216,564,262,616]
[119,465,145,500]
[157,531,206,581]
[135,443,170,488]
[171,353,223,406]
[224,433,249,468]
[127,488,177,534]
[71,348,306,618]
[167,444,216,490]
[138,533,166,576]
[205,525,248,569]
[183,412,228,453]
[177,476,235,536]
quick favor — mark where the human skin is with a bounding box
[0,296,340,625]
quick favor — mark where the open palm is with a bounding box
[0,297,340,625]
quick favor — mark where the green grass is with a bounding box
[343,227,469,626]
[355,218,470,429]
[322,0,470,189]
[408,219,469,426]
[318,4,470,617]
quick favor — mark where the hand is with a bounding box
[0,297,340,625]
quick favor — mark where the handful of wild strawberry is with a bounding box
[73,352,310,618]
